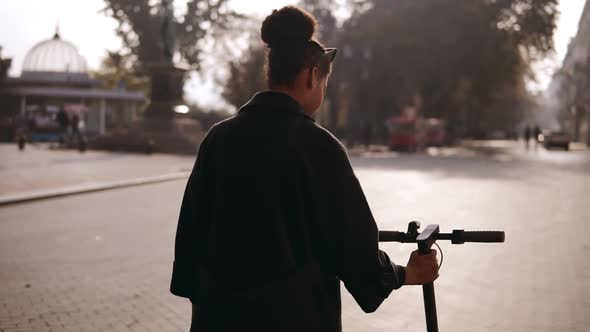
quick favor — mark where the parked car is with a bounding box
[541,131,570,150]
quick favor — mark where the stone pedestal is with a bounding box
[144,63,186,120]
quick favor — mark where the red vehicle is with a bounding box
[386,116,446,151]
[387,116,419,151]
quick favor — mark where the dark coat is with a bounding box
[171,91,405,332]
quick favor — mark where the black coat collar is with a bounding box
[239,91,315,122]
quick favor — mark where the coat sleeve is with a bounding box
[170,131,215,300]
[303,126,406,313]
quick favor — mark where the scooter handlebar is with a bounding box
[378,231,407,242]
[458,230,505,243]
[378,229,505,244]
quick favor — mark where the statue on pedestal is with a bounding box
[160,0,176,63]
[91,0,203,154]
[144,0,187,120]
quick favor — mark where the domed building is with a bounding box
[0,30,144,141]
[22,32,88,75]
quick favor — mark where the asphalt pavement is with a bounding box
[0,142,588,331]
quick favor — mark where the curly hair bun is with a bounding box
[261,6,317,48]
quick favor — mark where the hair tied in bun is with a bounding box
[261,6,317,48]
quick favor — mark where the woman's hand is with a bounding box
[404,249,439,285]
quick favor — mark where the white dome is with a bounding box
[22,32,87,73]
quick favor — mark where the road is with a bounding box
[1,145,589,331]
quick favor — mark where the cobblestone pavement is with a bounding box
[0,144,194,196]
[0,146,589,331]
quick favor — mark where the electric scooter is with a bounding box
[379,221,505,332]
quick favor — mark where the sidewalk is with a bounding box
[461,139,590,155]
[0,144,194,205]
[347,143,481,158]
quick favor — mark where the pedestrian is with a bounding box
[56,106,69,145]
[71,113,80,141]
[524,125,531,150]
[14,113,27,151]
[170,6,439,332]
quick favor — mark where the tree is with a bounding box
[299,0,339,43]
[92,51,150,94]
[221,0,558,140]
[299,0,341,130]
[102,0,241,71]
[333,0,558,141]
[222,37,266,110]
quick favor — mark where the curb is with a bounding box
[570,143,590,151]
[0,172,190,207]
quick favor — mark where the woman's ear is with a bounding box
[307,67,320,89]
[306,68,313,89]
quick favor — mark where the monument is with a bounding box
[144,0,185,122]
[91,0,203,154]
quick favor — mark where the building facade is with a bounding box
[0,30,144,141]
[550,0,590,145]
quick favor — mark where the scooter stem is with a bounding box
[417,224,440,332]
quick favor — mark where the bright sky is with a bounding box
[0,0,586,106]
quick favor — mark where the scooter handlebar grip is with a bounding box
[461,231,505,243]
[378,231,407,242]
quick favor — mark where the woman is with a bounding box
[171,6,439,332]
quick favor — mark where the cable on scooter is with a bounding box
[433,242,443,270]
